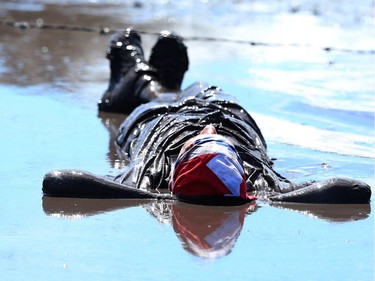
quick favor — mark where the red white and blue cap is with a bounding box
[171,135,256,203]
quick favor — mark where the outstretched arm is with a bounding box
[270,178,371,204]
[42,169,174,200]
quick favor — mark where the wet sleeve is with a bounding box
[269,178,371,204]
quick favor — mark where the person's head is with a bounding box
[170,125,255,205]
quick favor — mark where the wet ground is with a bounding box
[1,1,374,280]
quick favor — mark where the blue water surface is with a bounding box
[0,1,374,281]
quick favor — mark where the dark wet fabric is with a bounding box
[113,82,289,192]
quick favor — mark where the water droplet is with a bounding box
[36,18,44,27]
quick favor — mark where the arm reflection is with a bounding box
[270,202,371,222]
[42,196,151,218]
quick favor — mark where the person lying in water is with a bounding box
[42,28,371,205]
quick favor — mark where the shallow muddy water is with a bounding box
[1,1,374,280]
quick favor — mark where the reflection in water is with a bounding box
[42,196,371,259]
[270,202,371,222]
[170,203,253,259]
[42,197,149,218]
[98,111,127,168]
[42,196,255,259]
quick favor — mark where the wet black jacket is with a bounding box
[113,82,288,192]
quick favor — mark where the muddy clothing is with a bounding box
[113,82,288,193]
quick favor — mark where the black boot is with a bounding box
[149,31,189,91]
[99,28,157,114]
[105,28,144,91]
